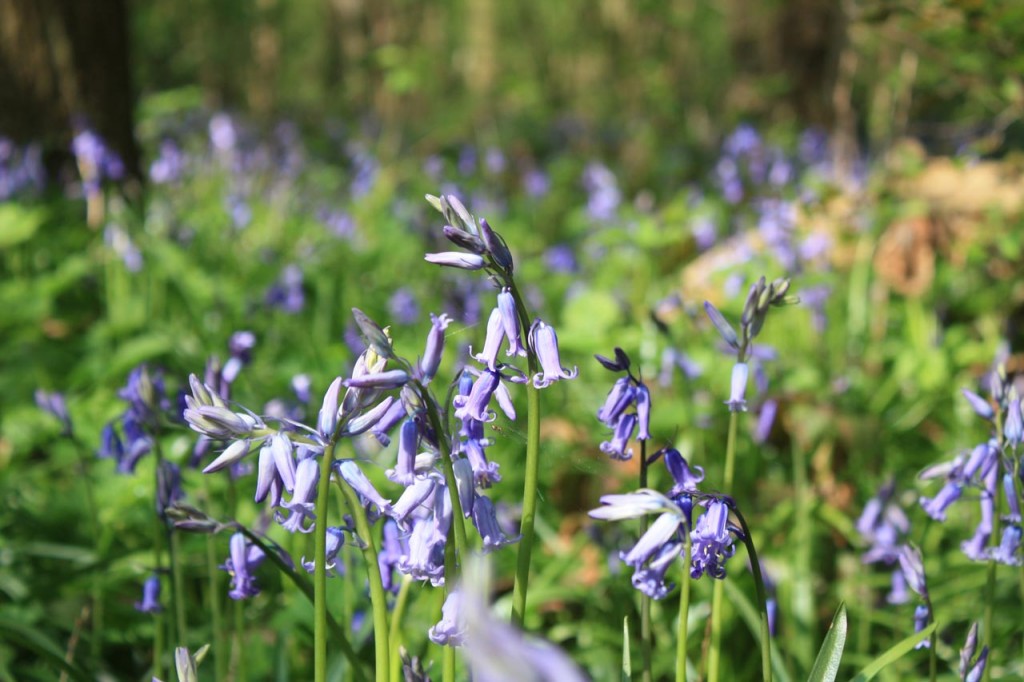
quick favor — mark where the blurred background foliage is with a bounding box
[1,0,1024,680]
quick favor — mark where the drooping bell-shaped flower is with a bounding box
[529,320,577,388]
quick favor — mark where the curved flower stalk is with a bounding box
[421,193,578,628]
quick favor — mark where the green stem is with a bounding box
[338,478,391,682]
[233,596,246,682]
[676,525,692,682]
[153,611,165,681]
[732,505,773,682]
[169,531,187,646]
[70,436,103,662]
[507,278,542,628]
[511,378,541,627]
[639,440,652,682]
[313,441,337,682]
[389,575,414,682]
[708,410,741,682]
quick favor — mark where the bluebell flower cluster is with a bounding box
[590,448,743,598]
[959,622,989,682]
[71,126,125,198]
[0,137,45,200]
[595,347,651,461]
[856,480,913,604]
[918,367,1023,567]
[97,366,172,475]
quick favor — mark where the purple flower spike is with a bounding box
[898,544,928,598]
[600,413,637,461]
[419,313,451,383]
[529,320,578,388]
[221,532,265,600]
[424,252,485,270]
[497,289,527,358]
[962,389,994,421]
[725,362,749,412]
[690,500,738,580]
[135,574,162,613]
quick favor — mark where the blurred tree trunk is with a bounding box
[0,0,140,179]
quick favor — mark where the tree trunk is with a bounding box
[0,0,139,179]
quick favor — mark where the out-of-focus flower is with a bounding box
[134,574,162,613]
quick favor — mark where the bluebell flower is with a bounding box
[920,482,962,522]
[690,499,739,580]
[135,574,162,613]
[387,418,420,487]
[255,434,296,503]
[522,168,550,198]
[1004,397,1023,445]
[725,362,749,412]
[543,244,576,273]
[97,423,124,461]
[265,265,305,313]
[156,461,184,519]
[529,320,577,388]
[221,532,265,600]
[988,524,1022,566]
[424,252,486,270]
[960,623,989,682]
[429,590,467,646]
[497,289,527,359]
[597,376,636,429]
[898,544,928,599]
[471,496,520,553]
[378,519,407,593]
[473,307,506,370]
[277,457,319,533]
[334,460,393,515]
[600,412,636,461]
[35,390,72,437]
[913,604,932,649]
[300,525,346,578]
[418,313,451,383]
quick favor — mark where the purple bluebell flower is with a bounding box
[149,139,185,184]
[419,313,451,383]
[1005,397,1023,445]
[962,388,994,421]
[387,418,419,486]
[221,532,265,600]
[343,369,410,390]
[753,399,777,444]
[292,374,312,404]
[662,447,704,497]
[960,623,989,682]
[920,482,963,522]
[543,244,576,273]
[634,384,651,440]
[473,307,506,370]
[704,302,740,350]
[424,252,486,270]
[302,526,346,577]
[913,604,932,649]
[597,376,635,428]
[898,544,928,599]
[222,331,256,384]
[265,265,305,313]
[156,461,184,518]
[630,541,683,599]
[725,362,749,412]
[429,590,467,646]
[135,574,162,613]
[378,519,406,593]
[472,496,520,552]
[399,513,447,586]
[529,320,577,388]
[277,457,319,533]
[35,390,72,436]
[582,162,621,221]
[335,460,392,515]
[988,524,1022,566]
[600,412,637,461]
[497,289,527,359]
[690,499,738,580]
[97,423,125,461]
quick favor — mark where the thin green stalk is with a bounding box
[69,436,103,661]
[708,410,740,681]
[169,531,187,646]
[338,478,391,682]
[639,440,652,682]
[153,610,165,681]
[233,596,246,682]
[511,378,541,627]
[732,506,773,682]
[389,575,414,682]
[508,279,542,628]
[676,527,693,682]
[313,441,337,682]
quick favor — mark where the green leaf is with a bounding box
[807,602,847,682]
[0,615,92,682]
[621,616,632,682]
[0,204,46,248]
[850,622,936,682]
